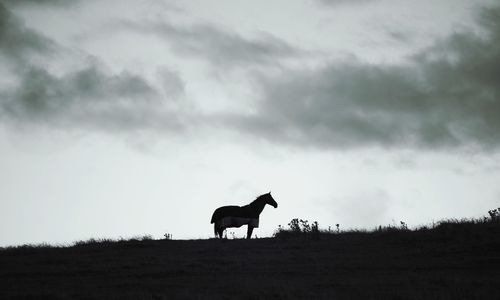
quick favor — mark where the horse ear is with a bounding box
[269,191,271,194]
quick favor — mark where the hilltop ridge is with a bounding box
[1,219,500,299]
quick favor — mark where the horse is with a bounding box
[210,192,278,239]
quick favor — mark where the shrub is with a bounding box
[274,218,321,238]
[288,218,301,233]
[488,209,499,220]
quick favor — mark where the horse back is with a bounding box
[211,205,254,223]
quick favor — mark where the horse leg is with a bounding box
[214,223,223,238]
[247,226,254,239]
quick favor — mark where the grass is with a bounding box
[1,218,500,299]
[0,235,154,252]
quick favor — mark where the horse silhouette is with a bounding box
[210,192,278,239]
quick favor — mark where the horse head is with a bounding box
[264,192,278,208]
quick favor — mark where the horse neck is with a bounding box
[250,199,266,215]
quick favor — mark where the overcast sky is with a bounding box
[1,0,500,246]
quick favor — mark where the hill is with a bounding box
[1,219,500,299]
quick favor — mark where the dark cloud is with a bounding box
[0,4,298,133]
[220,5,500,151]
[0,3,185,133]
[121,20,300,69]
[0,3,56,64]
[2,0,499,151]
[0,63,183,131]
[1,0,79,7]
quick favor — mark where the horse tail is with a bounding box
[213,223,217,237]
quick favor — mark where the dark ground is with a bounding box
[1,221,500,299]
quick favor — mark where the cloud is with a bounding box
[157,67,185,98]
[120,20,301,70]
[1,63,185,132]
[1,0,79,7]
[2,1,499,152]
[316,0,378,7]
[0,2,299,135]
[0,3,56,64]
[0,3,185,133]
[219,5,500,152]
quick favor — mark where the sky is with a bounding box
[1,0,500,246]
